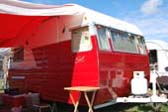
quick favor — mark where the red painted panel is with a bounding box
[3,94,25,107]
[8,36,100,104]
[96,50,150,104]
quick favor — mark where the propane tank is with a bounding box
[131,71,148,95]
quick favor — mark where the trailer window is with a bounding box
[149,50,158,70]
[135,36,147,54]
[111,31,137,53]
[72,27,92,52]
[97,26,110,51]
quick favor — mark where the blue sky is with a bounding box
[22,0,168,42]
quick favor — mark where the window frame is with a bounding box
[135,35,147,55]
[71,26,93,53]
[96,25,111,51]
[110,29,147,55]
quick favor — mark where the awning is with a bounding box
[0,0,82,16]
[0,1,84,47]
[0,0,143,47]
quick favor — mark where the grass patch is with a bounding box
[96,103,168,112]
[119,103,168,112]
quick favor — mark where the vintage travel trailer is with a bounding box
[146,40,168,76]
[0,1,150,106]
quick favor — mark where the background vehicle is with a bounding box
[146,40,168,76]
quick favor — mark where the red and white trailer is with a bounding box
[0,0,151,108]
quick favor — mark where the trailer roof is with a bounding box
[0,0,143,46]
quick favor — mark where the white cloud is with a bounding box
[123,11,168,41]
[122,0,168,42]
[141,0,163,15]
